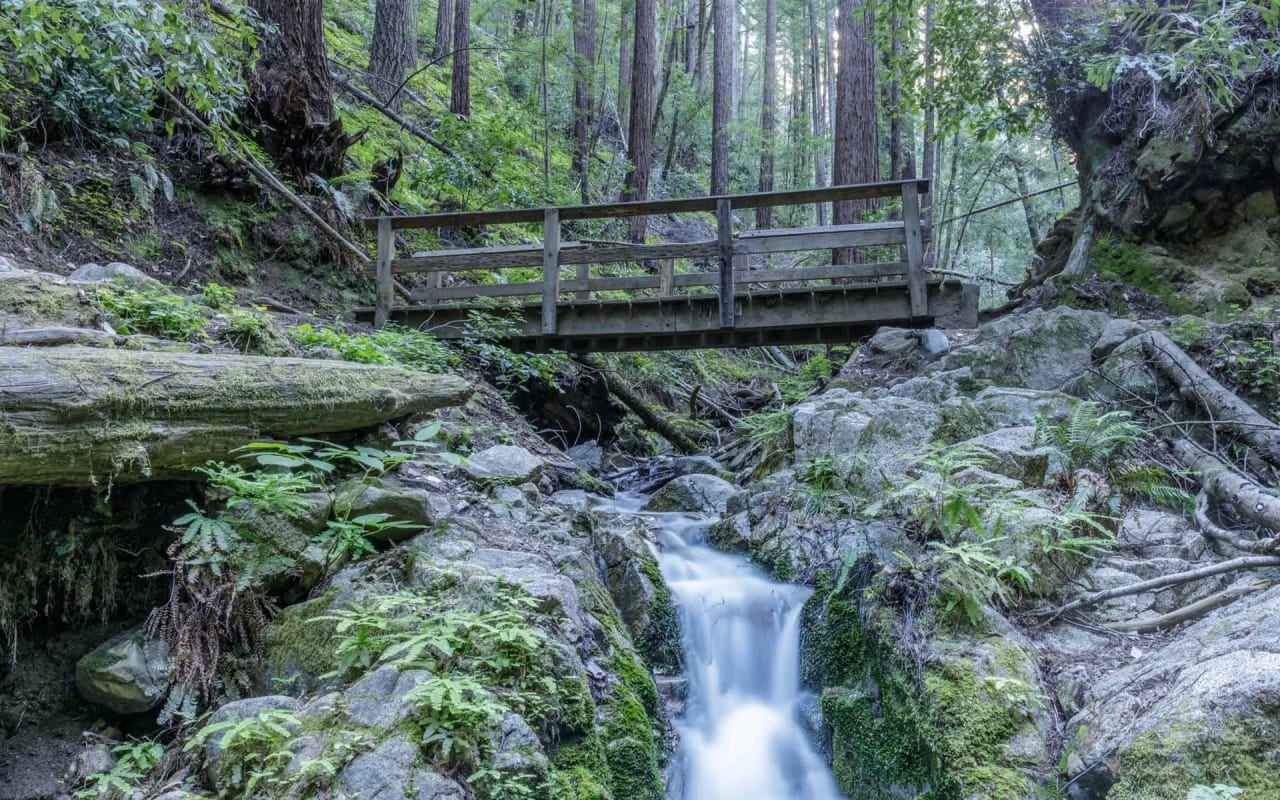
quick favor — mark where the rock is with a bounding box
[549,489,590,511]
[344,666,433,729]
[1241,189,1278,222]
[337,734,464,800]
[671,455,725,477]
[934,306,1109,391]
[592,520,680,669]
[1117,508,1206,561]
[920,328,950,356]
[204,696,300,788]
[1090,319,1145,361]
[974,386,1077,428]
[462,445,547,485]
[75,628,173,713]
[68,261,161,288]
[644,473,737,514]
[792,390,940,490]
[567,442,604,471]
[488,712,549,779]
[334,478,443,540]
[962,427,1051,486]
[0,255,18,272]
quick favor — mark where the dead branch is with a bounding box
[1195,490,1278,554]
[1172,438,1280,533]
[1103,580,1274,633]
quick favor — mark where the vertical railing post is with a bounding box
[716,198,735,329]
[374,216,393,329]
[542,208,561,334]
[902,181,928,318]
[658,259,675,295]
[575,262,591,300]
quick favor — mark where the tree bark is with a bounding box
[623,0,657,241]
[433,0,455,60]
[1172,440,1280,534]
[248,0,350,179]
[0,347,472,486]
[572,0,597,203]
[920,0,936,266]
[450,0,471,116]
[710,0,733,195]
[618,0,635,137]
[808,0,826,225]
[755,0,777,229]
[367,0,419,111]
[832,0,877,264]
[574,355,700,454]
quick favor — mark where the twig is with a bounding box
[1103,580,1273,633]
[1041,555,1280,618]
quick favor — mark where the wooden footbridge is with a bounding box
[357,180,977,352]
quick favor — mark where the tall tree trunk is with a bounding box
[572,0,597,202]
[710,0,732,195]
[888,12,902,183]
[1011,156,1042,245]
[756,0,777,228]
[623,0,657,241]
[450,0,471,116]
[831,0,877,264]
[248,0,349,179]
[433,0,454,59]
[921,0,936,266]
[617,0,635,137]
[809,0,826,225]
[367,0,419,112]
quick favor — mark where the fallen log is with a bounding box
[1172,439,1280,533]
[1136,330,1280,466]
[572,355,700,454]
[0,346,472,486]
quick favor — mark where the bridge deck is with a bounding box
[361,180,979,351]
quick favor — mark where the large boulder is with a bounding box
[644,473,737,514]
[68,261,163,289]
[333,477,448,541]
[75,628,173,714]
[933,306,1110,391]
[337,734,465,800]
[462,445,547,485]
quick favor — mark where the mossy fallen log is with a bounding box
[0,346,472,486]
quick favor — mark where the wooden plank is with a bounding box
[558,241,719,265]
[364,180,930,230]
[717,198,735,329]
[575,263,591,300]
[542,209,560,334]
[735,262,909,284]
[393,242,586,273]
[658,259,674,295]
[734,225,908,256]
[902,182,927,317]
[374,216,394,329]
[737,221,904,238]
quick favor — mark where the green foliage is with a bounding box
[96,285,209,340]
[185,709,306,798]
[412,674,507,768]
[0,0,257,139]
[1214,335,1280,418]
[1034,401,1145,475]
[195,462,321,519]
[1188,786,1245,800]
[460,312,564,392]
[73,740,163,799]
[314,513,417,562]
[291,323,457,373]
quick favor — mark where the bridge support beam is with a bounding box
[716,198,735,328]
[542,208,560,334]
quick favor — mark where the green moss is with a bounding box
[548,736,613,800]
[933,400,995,446]
[634,549,683,673]
[1220,281,1253,308]
[1092,237,1196,313]
[596,648,663,800]
[1245,267,1280,297]
[1107,720,1280,800]
[261,591,339,695]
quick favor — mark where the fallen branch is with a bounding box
[161,90,371,268]
[1195,490,1278,554]
[1043,554,1280,618]
[1172,438,1280,533]
[1103,580,1274,633]
[574,355,700,454]
[1136,330,1280,466]
[331,75,469,167]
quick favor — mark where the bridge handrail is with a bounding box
[362,179,928,231]
[370,179,930,331]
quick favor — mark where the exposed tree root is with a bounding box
[1195,490,1278,554]
[1045,555,1280,618]
[1172,438,1280,534]
[1103,580,1274,633]
[1136,331,1280,466]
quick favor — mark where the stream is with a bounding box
[599,493,844,800]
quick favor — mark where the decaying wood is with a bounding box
[0,327,123,347]
[1103,580,1274,633]
[1172,438,1280,534]
[1195,490,1278,554]
[0,346,471,486]
[573,355,700,454]
[1138,330,1280,466]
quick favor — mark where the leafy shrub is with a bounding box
[96,285,209,340]
[291,323,456,372]
[73,740,163,799]
[185,709,306,798]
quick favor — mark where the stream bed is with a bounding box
[599,493,844,799]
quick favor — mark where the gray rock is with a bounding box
[462,445,547,485]
[593,523,662,644]
[962,426,1051,486]
[671,455,726,477]
[337,734,464,800]
[920,328,951,356]
[205,696,300,788]
[1091,319,1146,362]
[567,442,604,471]
[792,389,940,490]
[1117,508,1206,561]
[0,255,19,272]
[935,306,1110,391]
[334,478,440,540]
[68,261,160,288]
[644,473,737,514]
[344,666,433,729]
[75,627,173,713]
[488,713,549,778]
[549,489,590,511]
[974,386,1077,428]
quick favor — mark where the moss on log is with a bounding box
[0,346,472,486]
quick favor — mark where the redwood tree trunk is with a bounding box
[248,0,349,179]
[450,0,471,116]
[832,0,877,264]
[623,0,657,241]
[572,0,597,202]
[756,0,777,229]
[433,0,454,59]
[710,0,732,195]
[367,0,419,111]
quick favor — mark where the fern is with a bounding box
[1035,402,1145,474]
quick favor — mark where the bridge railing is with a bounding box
[363,179,929,332]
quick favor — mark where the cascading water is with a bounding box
[600,493,844,800]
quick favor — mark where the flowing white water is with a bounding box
[600,493,844,800]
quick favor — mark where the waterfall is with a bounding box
[601,494,844,800]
